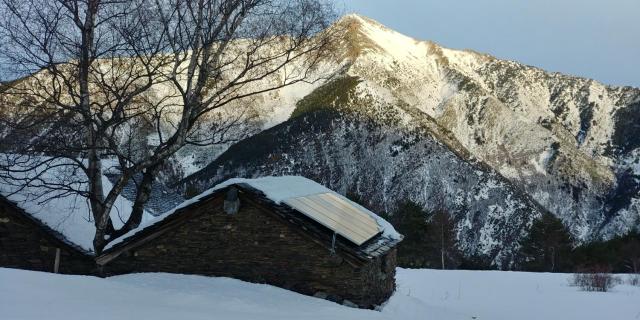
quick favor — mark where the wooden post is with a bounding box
[54,248,61,273]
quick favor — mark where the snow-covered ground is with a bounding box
[393,269,640,320]
[1,267,638,320]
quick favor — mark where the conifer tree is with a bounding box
[519,213,574,272]
[387,200,461,269]
[389,200,431,268]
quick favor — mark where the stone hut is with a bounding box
[0,196,95,274]
[0,161,162,275]
[98,176,403,308]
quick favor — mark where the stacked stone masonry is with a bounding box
[103,193,397,308]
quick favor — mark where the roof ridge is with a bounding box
[97,182,401,266]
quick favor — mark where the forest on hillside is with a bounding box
[358,195,640,274]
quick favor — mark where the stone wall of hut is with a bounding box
[360,248,397,305]
[0,200,95,275]
[103,194,396,308]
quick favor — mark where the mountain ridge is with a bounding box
[331,14,639,240]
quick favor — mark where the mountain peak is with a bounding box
[332,13,425,61]
[335,13,407,39]
[331,14,496,73]
[337,13,386,29]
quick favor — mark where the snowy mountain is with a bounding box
[180,15,640,266]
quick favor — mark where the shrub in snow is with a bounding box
[627,273,640,286]
[570,266,616,292]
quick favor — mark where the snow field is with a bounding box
[2,267,638,320]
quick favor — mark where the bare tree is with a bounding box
[429,178,459,270]
[0,0,336,253]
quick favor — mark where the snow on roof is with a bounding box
[0,156,154,254]
[106,176,401,251]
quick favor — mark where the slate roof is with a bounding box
[238,182,403,261]
[98,177,402,265]
[104,173,185,216]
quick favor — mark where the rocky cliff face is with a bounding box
[180,15,640,266]
[327,15,640,243]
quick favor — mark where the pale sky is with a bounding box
[338,0,640,88]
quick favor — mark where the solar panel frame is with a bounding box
[286,197,374,241]
[315,193,381,229]
[293,196,379,234]
[283,192,381,246]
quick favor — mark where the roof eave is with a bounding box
[0,196,94,257]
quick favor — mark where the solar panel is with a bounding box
[284,192,381,245]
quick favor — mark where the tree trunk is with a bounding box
[103,164,162,248]
[79,0,109,253]
[441,224,445,270]
[89,153,108,252]
[550,246,555,272]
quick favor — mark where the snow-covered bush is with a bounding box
[627,274,640,286]
[569,266,616,292]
